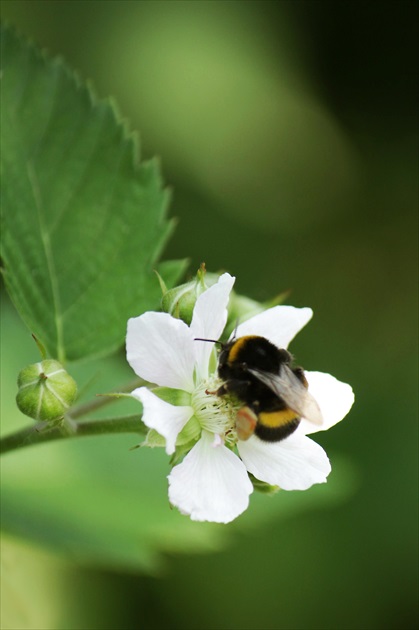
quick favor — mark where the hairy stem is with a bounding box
[0,414,147,456]
[1,376,148,456]
[70,377,144,418]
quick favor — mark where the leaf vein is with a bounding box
[27,160,65,362]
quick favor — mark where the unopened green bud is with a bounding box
[16,360,77,422]
[227,294,266,329]
[225,290,291,338]
[161,264,210,325]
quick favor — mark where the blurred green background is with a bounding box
[1,1,417,629]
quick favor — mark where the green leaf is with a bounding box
[1,25,185,362]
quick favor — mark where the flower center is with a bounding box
[191,377,238,444]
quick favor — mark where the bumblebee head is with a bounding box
[194,336,230,369]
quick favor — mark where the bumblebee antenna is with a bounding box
[231,318,240,340]
[194,337,223,345]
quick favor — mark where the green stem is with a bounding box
[0,414,147,456]
[70,377,144,419]
[1,377,148,456]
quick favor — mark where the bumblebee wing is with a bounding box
[247,365,323,426]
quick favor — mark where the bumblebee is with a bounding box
[197,335,323,442]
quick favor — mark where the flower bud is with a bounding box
[226,294,265,331]
[225,290,291,338]
[16,360,77,422]
[161,265,213,325]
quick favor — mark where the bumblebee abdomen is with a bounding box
[255,409,300,442]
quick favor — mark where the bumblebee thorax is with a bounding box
[223,335,290,373]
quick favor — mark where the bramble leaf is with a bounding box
[1,25,184,362]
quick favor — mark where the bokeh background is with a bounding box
[1,1,417,629]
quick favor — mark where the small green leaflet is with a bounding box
[1,25,185,362]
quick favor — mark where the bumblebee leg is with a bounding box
[216,379,252,398]
[236,406,258,441]
[216,384,229,396]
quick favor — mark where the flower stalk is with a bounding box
[0,413,147,456]
[1,376,147,456]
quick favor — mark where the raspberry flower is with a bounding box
[126,273,354,523]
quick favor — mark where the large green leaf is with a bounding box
[1,25,183,362]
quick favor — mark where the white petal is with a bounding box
[127,312,195,391]
[234,305,313,349]
[131,387,193,455]
[298,371,355,434]
[190,273,235,378]
[168,430,253,523]
[238,432,331,490]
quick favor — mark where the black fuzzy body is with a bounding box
[217,335,304,442]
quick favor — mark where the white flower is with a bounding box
[126,273,354,524]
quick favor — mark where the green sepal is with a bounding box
[143,415,200,453]
[207,349,219,375]
[152,387,192,406]
[248,473,280,495]
[176,415,201,446]
[154,270,168,295]
[143,429,166,448]
[169,437,200,467]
